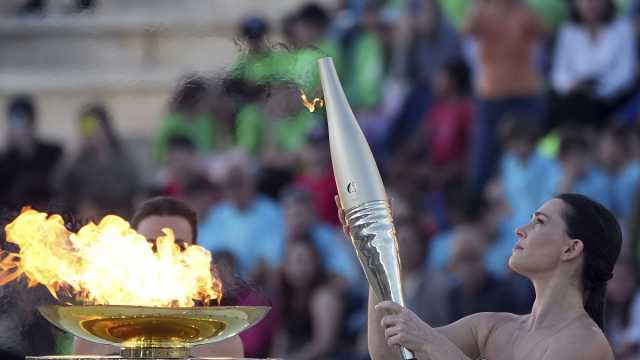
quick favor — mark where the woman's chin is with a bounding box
[508,254,524,274]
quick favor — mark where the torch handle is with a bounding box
[345,200,415,360]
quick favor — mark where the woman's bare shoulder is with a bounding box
[473,312,521,332]
[545,319,613,360]
[471,312,522,346]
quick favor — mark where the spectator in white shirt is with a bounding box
[549,0,637,128]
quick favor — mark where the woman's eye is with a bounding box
[534,218,544,225]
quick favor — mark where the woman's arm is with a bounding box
[370,297,485,360]
[287,285,344,360]
[336,196,477,360]
[368,290,399,360]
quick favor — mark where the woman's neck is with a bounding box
[529,272,586,330]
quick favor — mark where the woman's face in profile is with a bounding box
[136,215,194,250]
[509,199,575,275]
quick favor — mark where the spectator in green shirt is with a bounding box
[235,82,319,160]
[344,2,386,111]
[155,75,215,162]
[287,3,344,93]
[229,16,278,86]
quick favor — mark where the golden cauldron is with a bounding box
[29,304,270,359]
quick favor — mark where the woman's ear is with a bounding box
[560,239,584,261]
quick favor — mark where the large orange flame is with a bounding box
[0,209,221,307]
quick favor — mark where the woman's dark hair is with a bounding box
[569,0,616,25]
[130,196,199,243]
[555,193,622,330]
[79,103,123,155]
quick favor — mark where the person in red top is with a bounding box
[294,130,340,227]
[464,0,547,193]
[400,58,473,189]
[424,59,473,172]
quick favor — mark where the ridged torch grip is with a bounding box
[345,200,415,360]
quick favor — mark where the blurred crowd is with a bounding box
[4,0,640,359]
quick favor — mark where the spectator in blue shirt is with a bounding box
[598,126,640,220]
[499,114,557,229]
[198,150,285,279]
[281,187,363,291]
[548,131,612,210]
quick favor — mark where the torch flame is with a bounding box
[300,89,324,113]
[0,209,221,307]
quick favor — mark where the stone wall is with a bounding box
[0,0,336,158]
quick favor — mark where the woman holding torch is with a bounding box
[339,193,620,360]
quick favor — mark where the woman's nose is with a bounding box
[515,225,526,239]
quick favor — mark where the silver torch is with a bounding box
[318,57,415,360]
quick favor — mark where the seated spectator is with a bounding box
[271,236,344,360]
[235,82,319,198]
[606,257,640,359]
[229,16,272,83]
[427,190,488,270]
[403,0,463,91]
[288,3,343,89]
[401,58,472,188]
[281,187,361,290]
[198,150,284,279]
[58,103,138,218]
[446,225,519,320]
[343,1,385,111]
[156,135,202,196]
[597,126,640,220]
[294,130,339,227]
[74,197,244,357]
[236,82,318,159]
[155,75,215,162]
[386,0,463,152]
[549,131,612,209]
[499,114,556,228]
[0,95,63,207]
[397,214,452,327]
[212,250,275,358]
[550,0,637,128]
[179,176,222,220]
